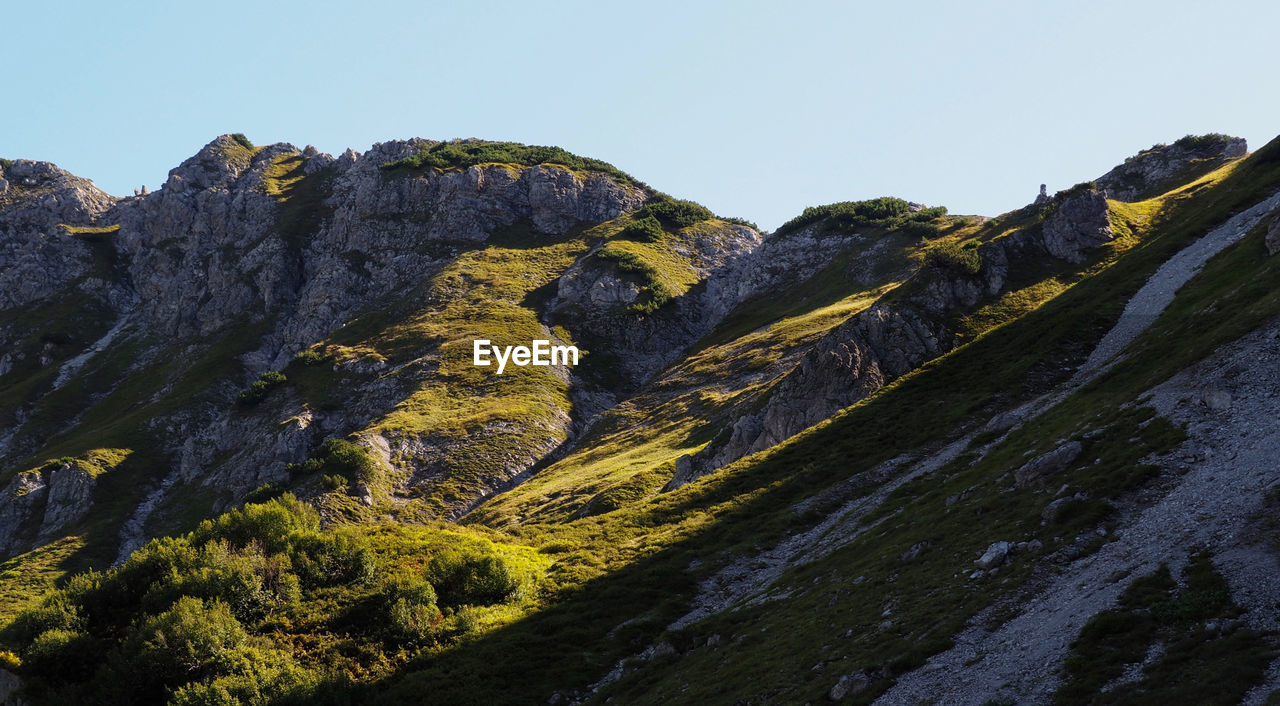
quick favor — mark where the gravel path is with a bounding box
[877,208,1280,705]
[1081,191,1280,374]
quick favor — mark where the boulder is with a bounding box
[1266,217,1280,256]
[975,541,1011,570]
[1201,387,1232,410]
[1014,441,1083,488]
[1042,190,1113,263]
[828,672,870,701]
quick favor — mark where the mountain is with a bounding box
[0,131,1278,704]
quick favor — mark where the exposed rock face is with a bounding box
[0,134,745,556]
[547,220,762,386]
[1265,216,1280,256]
[1042,189,1113,263]
[0,159,116,312]
[1014,441,1083,489]
[0,462,98,554]
[697,304,954,472]
[673,187,1115,486]
[975,541,1011,570]
[1096,135,1247,202]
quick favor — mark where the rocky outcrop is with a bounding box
[1096,134,1247,202]
[0,461,99,555]
[1,135,665,555]
[674,187,1114,486]
[0,159,117,313]
[1265,216,1280,256]
[546,221,762,386]
[1042,189,1113,263]
[1013,441,1082,488]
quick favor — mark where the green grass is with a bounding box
[381,140,644,189]
[0,537,86,627]
[6,132,1280,705]
[1055,552,1274,705]
[775,197,948,237]
[384,138,1280,704]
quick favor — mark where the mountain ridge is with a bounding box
[2,131,1278,705]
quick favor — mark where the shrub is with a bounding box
[776,197,948,236]
[617,214,665,242]
[8,594,84,644]
[237,371,287,406]
[142,540,301,622]
[424,548,521,608]
[229,134,254,151]
[381,140,642,188]
[288,438,378,487]
[594,248,675,315]
[190,494,320,554]
[382,575,442,644]
[21,628,103,682]
[242,483,285,505]
[1173,133,1233,151]
[292,348,331,366]
[923,241,983,275]
[110,597,248,701]
[322,474,349,491]
[642,197,713,228]
[290,529,377,587]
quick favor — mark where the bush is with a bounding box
[617,214,665,242]
[21,628,103,682]
[288,438,379,487]
[923,241,983,275]
[594,248,675,315]
[381,140,642,188]
[290,529,377,587]
[142,540,301,622]
[242,483,285,505]
[292,348,331,366]
[8,594,84,645]
[229,134,255,151]
[642,197,713,228]
[776,197,948,236]
[237,371,287,406]
[424,548,521,608]
[190,494,320,554]
[382,575,442,644]
[110,597,248,701]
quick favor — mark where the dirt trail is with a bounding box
[877,192,1280,705]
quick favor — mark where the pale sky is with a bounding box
[4,1,1277,230]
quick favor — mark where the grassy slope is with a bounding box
[471,224,927,528]
[6,139,1280,703]
[589,140,1280,703]
[364,140,1280,704]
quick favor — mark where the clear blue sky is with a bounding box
[4,1,1277,231]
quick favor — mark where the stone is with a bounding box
[1097,135,1247,201]
[828,672,870,701]
[1266,217,1280,256]
[899,541,930,561]
[1042,496,1075,523]
[986,410,1023,431]
[975,541,1011,570]
[1201,387,1232,410]
[1014,441,1083,488]
[1035,183,1050,205]
[1042,189,1113,263]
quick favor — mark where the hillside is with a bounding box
[2,131,1279,704]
